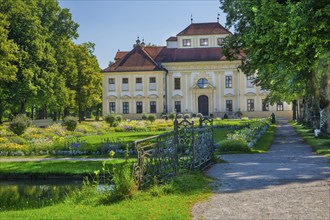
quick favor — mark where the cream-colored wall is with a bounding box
[161,60,292,119]
[102,71,164,118]
[177,34,229,48]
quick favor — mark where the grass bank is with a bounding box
[291,122,330,157]
[0,173,212,220]
[0,159,136,175]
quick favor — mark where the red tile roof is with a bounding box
[154,48,224,62]
[166,36,177,41]
[177,22,231,36]
[102,45,164,72]
[114,51,129,61]
[102,46,244,72]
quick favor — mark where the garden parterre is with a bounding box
[0,117,270,156]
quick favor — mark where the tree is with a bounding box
[72,43,102,122]
[0,12,18,123]
[220,0,330,130]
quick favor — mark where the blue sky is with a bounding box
[58,0,229,69]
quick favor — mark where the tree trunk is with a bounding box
[292,100,297,120]
[63,108,69,118]
[20,101,27,114]
[31,106,34,120]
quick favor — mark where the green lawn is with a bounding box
[252,124,277,153]
[213,128,234,144]
[292,123,330,157]
[0,159,136,175]
[80,131,165,144]
[0,173,212,220]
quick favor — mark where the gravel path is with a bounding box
[192,119,330,220]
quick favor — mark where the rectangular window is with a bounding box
[226,100,233,112]
[174,78,181,90]
[277,102,284,111]
[136,101,143,114]
[149,77,156,91]
[123,102,129,114]
[109,102,115,113]
[150,101,156,113]
[136,77,142,91]
[108,78,115,91]
[200,38,208,46]
[225,76,232,88]
[247,99,254,111]
[182,39,191,47]
[217,38,224,46]
[122,78,128,91]
[175,101,181,113]
[247,75,254,88]
[262,99,269,111]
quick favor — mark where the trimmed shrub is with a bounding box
[184,114,190,119]
[192,113,197,118]
[115,115,123,123]
[177,114,183,119]
[142,113,148,120]
[112,121,120,127]
[223,113,228,119]
[63,116,78,131]
[169,112,175,120]
[218,140,251,153]
[161,113,168,120]
[147,114,156,123]
[9,114,32,136]
[197,113,203,118]
[104,114,116,127]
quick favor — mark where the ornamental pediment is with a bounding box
[134,95,145,99]
[224,93,234,97]
[172,94,183,98]
[121,95,131,99]
[107,95,117,99]
[148,94,158,98]
[245,92,256,96]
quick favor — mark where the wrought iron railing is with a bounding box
[134,116,214,188]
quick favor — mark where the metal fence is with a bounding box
[134,116,214,188]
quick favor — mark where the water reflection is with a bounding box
[0,180,82,211]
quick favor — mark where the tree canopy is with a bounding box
[220,0,330,128]
[0,0,102,122]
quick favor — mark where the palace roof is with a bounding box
[177,22,231,36]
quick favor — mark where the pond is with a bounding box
[0,179,82,211]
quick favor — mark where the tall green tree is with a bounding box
[72,43,102,122]
[220,0,330,129]
[0,12,18,123]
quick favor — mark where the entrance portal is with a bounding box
[198,95,209,116]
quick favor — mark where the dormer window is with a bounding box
[200,38,208,46]
[182,39,191,47]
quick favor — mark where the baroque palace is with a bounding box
[102,21,292,119]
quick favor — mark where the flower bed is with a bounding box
[226,117,271,147]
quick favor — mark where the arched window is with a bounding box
[197,78,208,89]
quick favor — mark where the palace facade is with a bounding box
[102,22,292,119]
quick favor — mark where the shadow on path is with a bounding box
[208,119,329,193]
[192,119,330,220]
